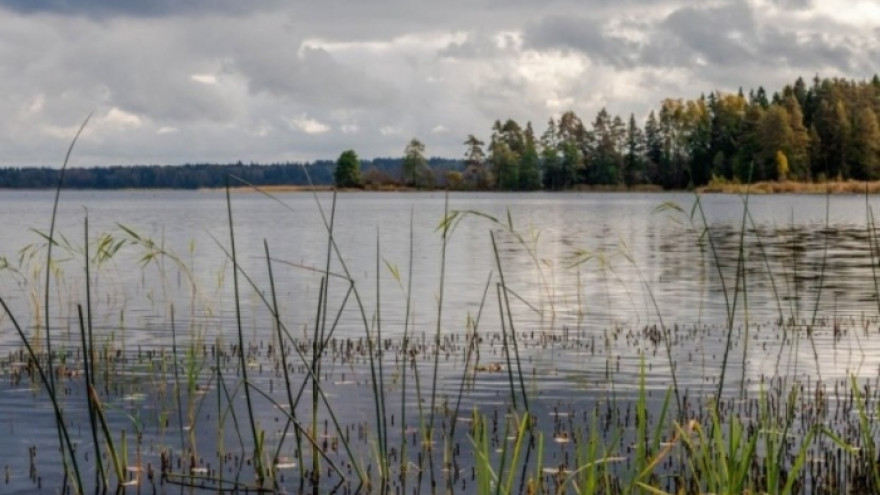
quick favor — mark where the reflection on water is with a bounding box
[3,190,880,492]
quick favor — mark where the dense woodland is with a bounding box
[450,74,880,190]
[2,75,879,190]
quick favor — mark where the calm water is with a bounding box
[1,190,878,339]
[2,189,880,493]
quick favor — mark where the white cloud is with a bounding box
[103,107,143,127]
[286,114,331,134]
[380,126,402,136]
[190,74,218,85]
[22,94,45,115]
[812,0,880,28]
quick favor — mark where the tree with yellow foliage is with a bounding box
[776,150,789,181]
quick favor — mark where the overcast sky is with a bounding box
[1,0,878,167]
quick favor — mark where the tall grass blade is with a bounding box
[490,231,529,413]
[82,215,107,490]
[373,229,389,487]
[264,240,306,482]
[40,114,91,494]
[225,178,266,486]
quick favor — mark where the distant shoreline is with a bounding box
[197,180,880,194]
[3,180,880,194]
[697,179,880,194]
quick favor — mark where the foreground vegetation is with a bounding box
[4,172,880,494]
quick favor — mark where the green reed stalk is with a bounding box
[495,283,518,410]
[216,338,226,490]
[77,309,103,489]
[428,194,450,424]
[399,210,415,492]
[449,271,493,440]
[238,172,402,489]
[714,182,751,405]
[633,355,648,490]
[207,236,367,486]
[38,115,91,495]
[82,215,107,489]
[295,187,381,487]
[758,384,808,495]
[264,241,305,481]
[494,414,513,495]
[225,180,266,486]
[247,386,347,479]
[373,231,389,486]
[508,414,531,494]
[426,194,451,489]
[310,276,325,482]
[850,375,880,491]
[315,194,336,476]
[471,411,493,495]
[737,197,752,399]
[216,359,247,485]
[87,376,125,486]
[691,191,745,407]
[409,334,428,476]
[490,230,529,413]
[168,306,187,462]
[44,115,90,393]
[565,421,624,494]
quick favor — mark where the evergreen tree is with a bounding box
[644,111,663,184]
[623,114,646,185]
[334,149,362,188]
[850,106,880,180]
[585,108,623,185]
[519,122,542,190]
[402,138,427,187]
[463,134,490,189]
[814,98,851,179]
[540,118,563,190]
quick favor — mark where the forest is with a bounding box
[1,75,878,191]
[451,74,880,191]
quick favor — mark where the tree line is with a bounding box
[3,74,879,190]
[0,158,460,190]
[342,74,879,191]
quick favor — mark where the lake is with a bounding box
[2,189,880,494]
